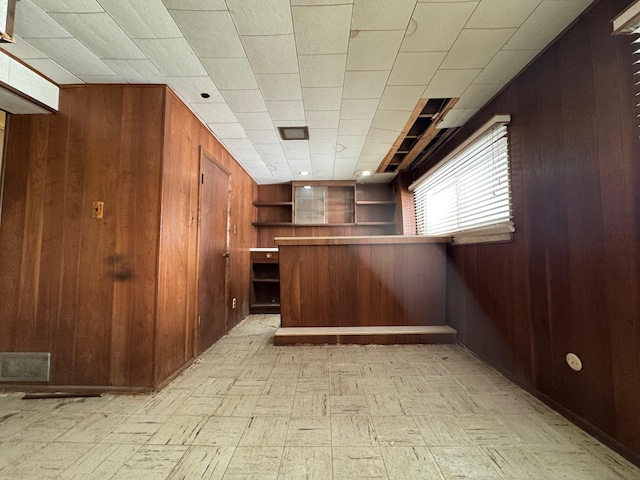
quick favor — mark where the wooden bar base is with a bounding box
[274,325,457,345]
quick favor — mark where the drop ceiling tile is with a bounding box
[299,55,347,88]
[242,35,299,74]
[314,171,334,181]
[362,142,391,155]
[337,135,366,149]
[401,2,476,52]
[226,0,293,35]
[352,0,417,30]
[371,110,411,131]
[170,11,244,58]
[357,153,384,167]
[283,149,311,161]
[192,102,238,123]
[302,87,343,110]
[467,0,541,28]
[438,108,479,129]
[135,38,206,76]
[309,143,336,155]
[0,37,46,59]
[98,0,182,38]
[220,89,267,112]
[292,0,353,4]
[423,69,481,98]
[236,112,275,130]
[336,149,362,160]
[103,59,166,83]
[208,123,247,139]
[266,100,305,121]
[163,0,228,10]
[343,71,388,98]
[256,74,302,101]
[334,157,358,169]
[338,118,372,135]
[223,138,258,152]
[308,128,338,143]
[202,57,258,90]
[24,58,83,84]
[27,38,115,76]
[34,0,104,12]
[273,119,308,127]
[233,149,262,162]
[378,85,424,111]
[346,30,404,71]
[366,128,399,143]
[78,75,125,82]
[441,29,517,70]
[473,49,538,85]
[306,110,340,129]
[388,51,444,86]
[340,98,379,120]
[7,61,59,109]
[292,4,352,55]
[456,83,502,109]
[504,0,591,51]
[50,13,145,59]
[256,143,286,158]
[167,76,224,103]
[248,129,281,145]
[16,1,73,38]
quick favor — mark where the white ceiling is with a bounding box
[4,0,594,184]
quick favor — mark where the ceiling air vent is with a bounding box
[377,98,458,174]
[278,126,309,141]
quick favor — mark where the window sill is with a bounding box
[450,222,515,245]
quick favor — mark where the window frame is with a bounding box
[409,114,514,245]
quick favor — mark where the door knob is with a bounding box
[222,252,230,258]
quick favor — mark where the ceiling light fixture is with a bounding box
[299,170,310,176]
[361,170,372,177]
[278,126,309,141]
[200,92,210,99]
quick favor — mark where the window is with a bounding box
[410,115,513,244]
[612,1,640,133]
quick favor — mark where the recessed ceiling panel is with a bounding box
[371,110,411,131]
[292,4,352,55]
[423,69,482,98]
[299,54,346,88]
[266,100,305,121]
[202,57,258,90]
[302,87,343,110]
[352,0,417,30]
[25,58,82,84]
[346,30,405,71]
[208,123,247,139]
[27,38,115,76]
[473,49,538,85]
[34,0,104,13]
[99,0,183,38]
[467,0,542,28]
[378,86,425,111]
[170,11,245,58]
[167,76,224,104]
[135,38,207,76]
[104,59,166,83]
[308,128,338,143]
[236,112,275,130]
[256,74,303,101]
[338,118,373,135]
[16,1,73,38]
[220,89,267,112]
[340,98,380,120]
[388,51,445,86]
[401,2,476,52]
[343,71,388,99]
[306,110,340,129]
[441,29,517,70]
[50,13,145,60]
[248,129,281,145]
[242,35,299,74]
[227,0,293,35]
[191,102,238,123]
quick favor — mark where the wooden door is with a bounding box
[196,151,230,354]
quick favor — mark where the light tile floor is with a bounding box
[1,314,639,479]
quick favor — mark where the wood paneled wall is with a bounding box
[156,90,256,385]
[0,85,257,390]
[413,0,640,462]
[0,85,164,388]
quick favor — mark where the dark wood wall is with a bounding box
[155,90,256,385]
[414,0,640,461]
[0,85,257,390]
[0,85,164,388]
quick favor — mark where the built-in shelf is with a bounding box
[250,249,280,314]
[356,200,396,205]
[252,278,280,283]
[253,201,293,206]
[356,222,396,226]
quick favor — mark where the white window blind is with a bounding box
[411,117,512,237]
[634,30,640,133]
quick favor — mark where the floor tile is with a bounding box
[372,416,425,446]
[413,415,474,447]
[330,395,370,416]
[285,417,331,446]
[252,395,295,416]
[3,442,93,479]
[332,416,378,446]
[147,415,208,446]
[166,446,234,480]
[111,445,187,479]
[58,444,140,480]
[193,416,251,446]
[174,395,225,416]
[366,395,406,417]
[239,416,289,446]
[278,446,332,480]
[291,394,330,417]
[215,395,259,416]
[222,446,283,479]
[101,414,166,444]
[332,446,387,479]
[431,446,502,479]
[380,446,444,480]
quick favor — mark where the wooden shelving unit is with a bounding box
[250,249,280,314]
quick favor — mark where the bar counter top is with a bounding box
[274,235,451,246]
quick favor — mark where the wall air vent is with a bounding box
[0,352,50,382]
[377,98,458,174]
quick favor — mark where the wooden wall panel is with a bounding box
[0,85,164,388]
[412,0,640,462]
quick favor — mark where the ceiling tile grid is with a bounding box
[4,0,595,183]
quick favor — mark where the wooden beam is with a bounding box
[376,98,429,173]
[397,97,459,171]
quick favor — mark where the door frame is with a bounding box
[194,146,231,356]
